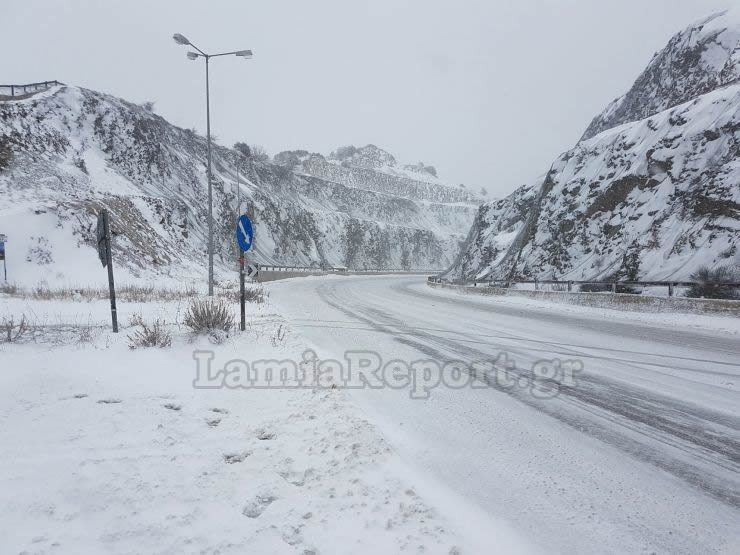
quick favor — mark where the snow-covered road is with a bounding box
[270,275,740,554]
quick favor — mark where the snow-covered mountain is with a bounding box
[582,9,740,141]
[449,8,740,282]
[0,86,478,284]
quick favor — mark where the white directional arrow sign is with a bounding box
[247,264,259,278]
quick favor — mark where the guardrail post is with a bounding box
[668,283,674,297]
[534,279,538,291]
[10,85,14,96]
[611,282,617,294]
[567,281,572,292]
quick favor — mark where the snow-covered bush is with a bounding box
[128,318,172,349]
[184,298,234,334]
[686,266,740,300]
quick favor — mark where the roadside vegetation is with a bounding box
[686,266,740,300]
[1,281,268,346]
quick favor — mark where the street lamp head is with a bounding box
[235,49,253,59]
[186,51,200,60]
[173,33,190,46]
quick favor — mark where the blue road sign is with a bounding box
[236,214,253,252]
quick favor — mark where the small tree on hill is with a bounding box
[233,142,251,158]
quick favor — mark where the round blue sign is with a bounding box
[236,214,253,251]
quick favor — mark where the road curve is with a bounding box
[269,275,740,554]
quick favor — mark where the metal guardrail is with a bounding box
[0,80,64,98]
[260,265,444,274]
[427,277,740,297]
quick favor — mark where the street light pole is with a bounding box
[204,55,214,295]
[173,33,252,296]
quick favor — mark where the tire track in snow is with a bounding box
[314,278,740,508]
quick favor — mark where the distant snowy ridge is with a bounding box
[447,10,740,282]
[0,85,479,285]
[274,144,473,202]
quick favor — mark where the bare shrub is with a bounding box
[686,266,740,300]
[119,285,155,302]
[271,324,287,347]
[128,319,172,349]
[184,298,234,334]
[2,315,29,343]
[244,286,268,304]
[219,284,269,304]
[128,312,145,327]
[0,282,19,295]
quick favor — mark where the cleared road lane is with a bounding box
[269,275,740,554]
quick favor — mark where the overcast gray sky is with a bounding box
[2,0,731,197]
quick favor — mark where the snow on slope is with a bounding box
[448,10,740,282]
[0,86,478,286]
[444,179,540,280]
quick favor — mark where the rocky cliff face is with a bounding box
[0,86,478,284]
[582,9,740,141]
[448,9,740,282]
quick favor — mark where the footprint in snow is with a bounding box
[97,398,122,404]
[72,393,88,399]
[223,451,251,464]
[279,469,312,487]
[206,418,221,428]
[209,407,229,414]
[242,495,277,518]
[256,429,276,440]
[163,403,182,411]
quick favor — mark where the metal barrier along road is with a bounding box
[427,276,740,298]
[260,265,443,274]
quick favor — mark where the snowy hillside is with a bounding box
[448,9,740,282]
[0,86,478,286]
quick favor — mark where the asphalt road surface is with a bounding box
[270,275,740,553]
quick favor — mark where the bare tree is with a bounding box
[250,145,270,162]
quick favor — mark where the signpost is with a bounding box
[0,234,6,281]
[96,210,118,333]
[236,214,254,332]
